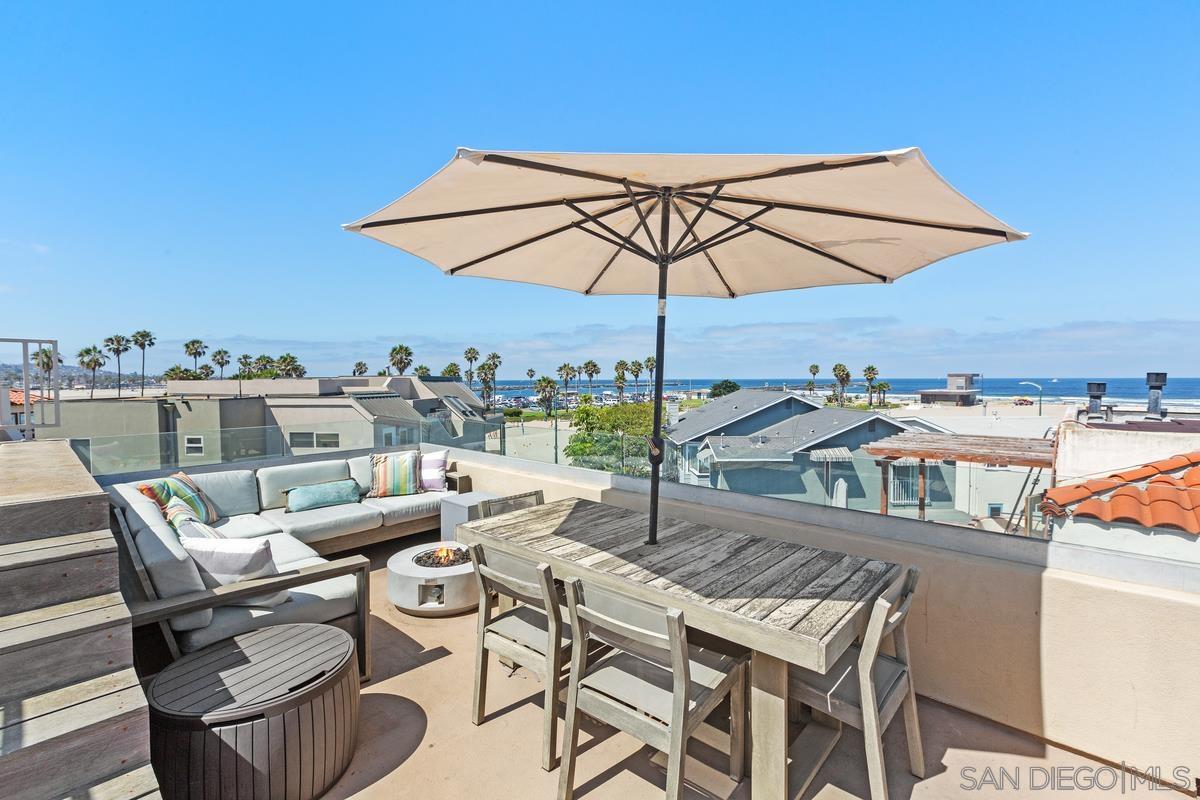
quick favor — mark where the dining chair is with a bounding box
[468,542,570,771]
[558,577,748,800]
[479,489,546,518]
[788,566,924,800]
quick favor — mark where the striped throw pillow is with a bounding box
[174,518,225,539]
[420,449,449,491]
[164,496,200,530]
[138,472,217,523]
[367,451,421,498]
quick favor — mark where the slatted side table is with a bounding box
[148,623,359,800]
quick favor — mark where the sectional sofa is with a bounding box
[107,450,465,680]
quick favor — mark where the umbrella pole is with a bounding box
[647,191,671,545]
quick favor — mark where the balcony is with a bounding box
[2,435,1197,798]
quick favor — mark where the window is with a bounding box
[184,435,204,456]
[987,502,1004,517]
[314,432,340,448]
[289,432,315,448]
[383,430,395,446]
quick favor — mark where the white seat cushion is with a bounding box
[361,491,449,526]
[211,513,283,539]
[260,533,319,567]
[177,556,358,653]
[260,503,382,544]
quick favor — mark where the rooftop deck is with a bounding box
[330,534,1163,799]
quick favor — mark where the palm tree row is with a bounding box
[806,363,890,407]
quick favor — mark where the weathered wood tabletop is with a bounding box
[457,497,900,799]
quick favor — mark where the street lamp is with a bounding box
[1019,381,1043,416]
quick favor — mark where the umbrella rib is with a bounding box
[355,191,649,229]
[573,222,658,263]
[667,184,723,259]
[585,198,661,295]
[449,198,638,274]
[564,201,657,262]
[676,195,889,282]
[673,155,890,192]
[677,191,1011,238]
[673,205,773,262]
[480,153,660,192]
[623,180,661,258]
[669,198,736,298]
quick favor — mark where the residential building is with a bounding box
[918,372,981,406]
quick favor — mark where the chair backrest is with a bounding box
[468,543,559,618]
[563,577,689,690]
[479,490,545,518]
[858,566,921,671]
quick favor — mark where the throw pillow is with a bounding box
[138,472,217,523]
[419,449,449,491]
[284,479,361,513]
[163,495,201,530]
[174,518,225,539]
[367,451,421,498]
[179,537,288,607]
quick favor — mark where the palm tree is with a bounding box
[274,353,305,378]
[352,361,368,377]
[582,359,600,396]
[76,346,107,399]
[557,363,574,395]
[162,364,189,381]
[237,354,253,377]
[441,362,462,378]
[31,346,57,399]
[534,376,558,416]
[183,339,207,370]
[102,335,131,397]
[252,354,274,375]
[628,359,643,397]
[526,367,535,381]
[644,355,656,388]
[477,361,496,410]
[388,344,413,375]
[464,367,474,387]
[807,363,819,393]
[131,330,155,396]
[463,348,480,388]
[832,363,851,405]
[197,364,215,379]
[414,364,431,377]
[875,381,892,405]
[614,370,627,402]
[863,364,879,407]
[211,349,231,380]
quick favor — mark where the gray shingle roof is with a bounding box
[699,407,903,461]
[665,389,819,444]
[352,393,424,423]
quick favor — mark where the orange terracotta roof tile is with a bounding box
[8,389,44,406]
[1041,451,1200,534]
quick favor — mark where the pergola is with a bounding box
[863,432,1056,519]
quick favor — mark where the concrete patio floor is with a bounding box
[323,537,1166,799]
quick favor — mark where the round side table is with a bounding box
[148,623,359,800]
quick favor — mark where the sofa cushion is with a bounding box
[260,503,382,544]
[257,460,350,510]
[260,533,319,567]
[176,556,358,653]
[362,491,451,526]
[190,470,261,517]
[347,455,373,496]
[179,537,289,608]
[128,512,212,631]
[211,513,284,539]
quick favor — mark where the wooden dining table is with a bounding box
[456,497,900,799]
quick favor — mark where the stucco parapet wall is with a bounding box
[437,444,1200,596]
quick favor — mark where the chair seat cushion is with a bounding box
[486,605,570,655]
[789,644,907,718]
[361,491,450,526]
[260,503,382,544]
[177,556,358,653]
[211,513,283,539]
[581,647,743,724]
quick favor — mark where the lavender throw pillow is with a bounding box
[420,449,449,491]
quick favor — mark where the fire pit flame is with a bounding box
[413,544,470,569]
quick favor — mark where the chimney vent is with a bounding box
[1145,372,1167,420]
[1086,381,1107,422]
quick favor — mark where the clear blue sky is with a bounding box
[2,3,1198,379]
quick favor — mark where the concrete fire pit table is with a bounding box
[387,541,475,616]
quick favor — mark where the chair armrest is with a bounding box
[127,555,371,627]
[447,469,471,493]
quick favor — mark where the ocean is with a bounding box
[492,376,1200,408]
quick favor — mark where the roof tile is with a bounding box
[1042,451,1200,534]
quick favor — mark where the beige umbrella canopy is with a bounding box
[345,148,1026,541]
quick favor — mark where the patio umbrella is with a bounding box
[345,148,1026,543]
